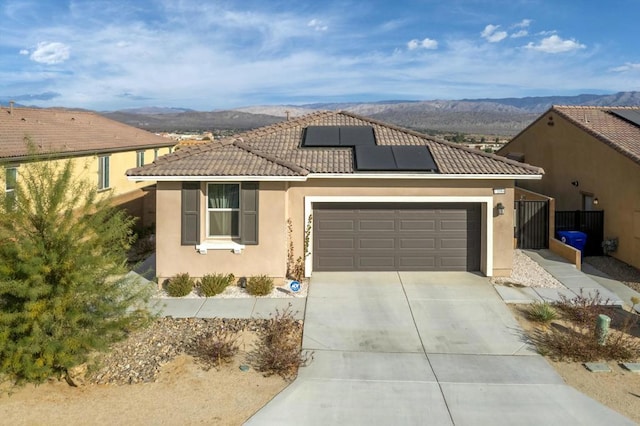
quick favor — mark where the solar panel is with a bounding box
[609,109,640,128]
[392,146,438,171]
[354,146,397,170]
[339,126,376,146]
[303,126,341,147]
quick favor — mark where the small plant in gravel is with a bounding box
[246,275,274,296]
[250,305,313,379]
[193,328,241,369]
[165,273,195,297]
[527,301,558,324]
[199,273,235,297]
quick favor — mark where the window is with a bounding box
[169,146,174,154]
[207,183,240,237]
[136,151,145,167]
[5,167,17,204]
[154,148,159,160]
[98,156,110,190]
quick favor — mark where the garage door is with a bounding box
[313,203,481,271]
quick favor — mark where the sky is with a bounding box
[1,0,639,111]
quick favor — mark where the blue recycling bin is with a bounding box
[557,230,587,257]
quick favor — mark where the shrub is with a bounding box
[199,273,235,297]
[251,305,313,379]
[527,301,558,324]
[166,273,195,297]
[192,328,240,369]
[246,275,274,296]
[555,290,615,326]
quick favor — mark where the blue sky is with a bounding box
[1,0,639,111]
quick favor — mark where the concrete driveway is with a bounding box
[246,272,633,425]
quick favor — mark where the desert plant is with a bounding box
[246,275,274,296]
[192,328,240,369]
[250,305,313,379]
[286,216,312,282]
[199,273,235,297]
[556,290,615,326]
[166,273,195,297]
[527,301,558,324]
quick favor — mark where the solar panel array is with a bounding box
[303,125,439,173]
[609,109,640,128]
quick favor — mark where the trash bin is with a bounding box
[557,230,588,257]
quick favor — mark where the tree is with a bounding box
[0,153,153,384]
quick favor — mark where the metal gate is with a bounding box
[515,200,549,249]
[555,210,604,256]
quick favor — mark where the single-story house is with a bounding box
[0,104,175,228]
[498,105,640,270]
[127,111,543,282]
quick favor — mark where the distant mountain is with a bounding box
[101,91,640,136]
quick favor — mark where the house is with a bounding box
[126,111,543,282]
[498,106,640,270]
[0,105,175,228]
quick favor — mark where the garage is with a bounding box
[313,202,481,271]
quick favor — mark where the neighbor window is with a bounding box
[136,151,145,167]
[98,156,110,190]
[207,183,240,237]
[5,167,17,204]
[154,148,159,160]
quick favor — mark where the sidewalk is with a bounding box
[494,250,640,312]
[149,296,306,320]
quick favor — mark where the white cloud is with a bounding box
[29,41,70,64]
[511,30,528,38]
[512,19,531,28]
[307,19,328,32]
[610,62,640,72]
[19,49,29,55]
[481,24,507,43]
[525,35,585,53]
[407,38,438,50]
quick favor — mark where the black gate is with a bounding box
[515,200,549,249]
[554,210,604,256]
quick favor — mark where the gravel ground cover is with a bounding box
[491,249,563,288]
[157,278,308,299]
[584,256,640,293]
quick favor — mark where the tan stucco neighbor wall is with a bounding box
[501,111,640,269]
[155,178,516,281]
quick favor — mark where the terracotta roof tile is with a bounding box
[0,107,174,160]
[128,111,543,178]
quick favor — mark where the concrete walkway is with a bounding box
[149,296,306,320]
[246,272,633,425]
[494,250,640,312]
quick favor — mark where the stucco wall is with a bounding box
[502,111,640,269]
[155,178,517,281]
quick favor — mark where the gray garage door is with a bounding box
[313,203,481,271]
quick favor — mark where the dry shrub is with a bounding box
[165,273,195,297]
[250,305,313,380]
[555,289,616,326]
[246,275,274,296]
[192,328,240,369]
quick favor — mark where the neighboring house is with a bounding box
[0,105,175,228]
[127,111,542,282]
[498,106,640,270]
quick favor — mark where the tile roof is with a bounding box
[128,111,543,178]
[0,107,174,161]
[551,106,640,166]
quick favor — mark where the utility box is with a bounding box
[557,230,588,257]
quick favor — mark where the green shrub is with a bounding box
[527,301,558,324]
[199,273,235,297]
[246,275,274,296]
[165,273,195,297]
[250,305,313,379]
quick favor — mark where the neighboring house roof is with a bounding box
[0,106,174,161]
[127,111,543,179]
[551,106,640,166]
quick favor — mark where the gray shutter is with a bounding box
[240,182,259,245]
[181,182,200,245]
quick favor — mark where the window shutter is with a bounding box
[240,182,259,245]
[181,182,200,245]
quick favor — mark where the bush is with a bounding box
[556,290,615,326]
[192,328,240,369]
[246,275,274,296]
[199,273,235,297]
[166,273,195,297]
[250,305,313,379]
[527,301,558,324]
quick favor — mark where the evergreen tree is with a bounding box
[0,154,153,384]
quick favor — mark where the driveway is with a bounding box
[246,272,633,425]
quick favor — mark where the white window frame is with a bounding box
[5,166,17,202]
[154,148,160,160]
[136,151,145,167]
[206,182,241,238]
[98,156,110,190]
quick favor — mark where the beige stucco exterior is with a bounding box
[500,110,640,269]
[155,178,516,282]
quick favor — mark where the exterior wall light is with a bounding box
[496,202,505,216]
[593,198,599,205]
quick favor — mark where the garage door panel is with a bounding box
[313,203,480,271]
